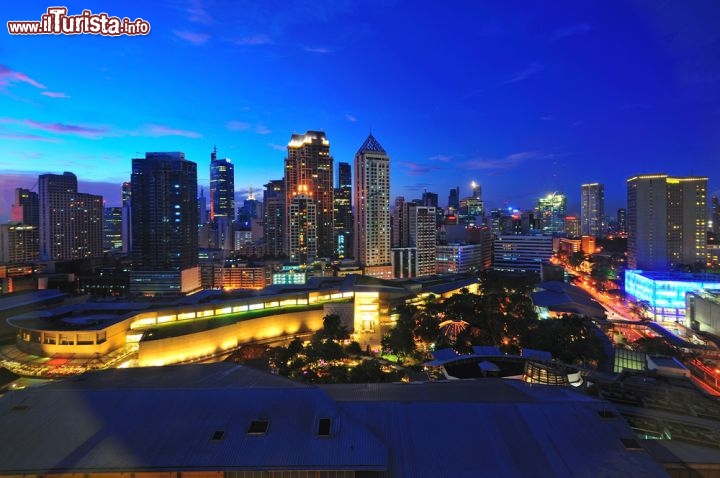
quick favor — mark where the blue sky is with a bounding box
[1,0,720,221]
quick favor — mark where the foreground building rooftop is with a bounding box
[0,362,668,477]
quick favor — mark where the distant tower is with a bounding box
[617,208,627,234]
[334,162,353,259]
[130,152,199,294]
[535,192,567,235]
[448,187,460,213]
[354,134,392,278]
[627,174,707,270]
[38,172,103,261]
[712,196,720,235]
[11,188,39,227]
[121,181,132,253]
[198,187,208,225]
[263,180,285,258]
[284,131,334,262]
[581,183,604,237]
[209,146,235,221]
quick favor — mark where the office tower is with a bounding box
[392,197,408,248]
[627,174,707,270]
[263,180,285,258]
[471,180,481,199]
[121,181,132,253]
[0,223,39,264]
[535,192,567,235]
[130,152,199,294]
[448,187,460,212]
[564,215,580,237]
[617,208,627,234]
[284,131,334,261]
[11,188,39,227]
[103,207,123,252]
[408,204,437,277]
[198,188,208,225]
[38,172,103,261]
[581,183,604,237]
[712,196,720,235]
[354,134,392,278]
[422,191,438,207]
[493,234,554,273]
[334,162,353,259]
[288,195,317,264]
[209,147,235,221]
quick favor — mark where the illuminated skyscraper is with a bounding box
[130,152,200,294]
[627,174,707,270]
[448,187,460,213]
[535,192,567,235]
[581,183,604,237]
[263,180,285,258]
[284,131,334,262]
[121,181,132,253]
[334,162,353,259]
[712,196,720,235]
[209,147,235,221]
[103,207,123,252]
[616,208,627,234]
[354,134,392,278]
[38,172,103,261]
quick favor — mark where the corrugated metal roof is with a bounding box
[0,363,669,477]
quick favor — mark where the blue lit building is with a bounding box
[625,270,720,323]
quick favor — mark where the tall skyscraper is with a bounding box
[198,188,208,225]
[11,188,39,227]
[103,207,123,252]
[581,183,604,237]
[263,180,285,258]
[712,196,720,235]
[617,208,627,235]
[408,204,437,277]
[627,174,707,270]
[130,152,199,294]
[354,134,392,278]
[535,192,567,235]
[284,131,334,262]
[392,196,408,248]
[209,147,235,221]
[38,172,103,261]
[121,181,132,253]
[334,162,353,259]
[448,187,460,213]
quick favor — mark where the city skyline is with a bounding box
[2,1,720,219]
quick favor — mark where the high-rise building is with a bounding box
[354,134,391,278]
[617,208,627,235]
[288,194,317,264]
[284,131,334,261]
[103,207,123,252]
[334,162,353,259]
[564,215,580,237]
[121,181,132,253]
[209,147,235,221]
[38,172,103,261]
[448,187,460,213]
[130,152,200,294]
[627,174,707,270]
[391,196,408,248]
[493,234,554,273]
[581,183,604,237]
[408,204,436,277]
[11,188,39,227]
[712,196,720,235]
[198,188,208,225]
[535,192,567,235]
[263,180,285,258]
[0,223,39,264]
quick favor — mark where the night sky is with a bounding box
[1,1,720,221]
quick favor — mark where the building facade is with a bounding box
[581,183,604,237]
[284,131,334,262]
[263,179,285,258]
[11,188,39,227]
[209,147,235,221]
[493,234,554,273]
[334,161,353,259]
[535,193,567,236]
[130,152,200,295]
[38,172,103,261]
[354,134,392,278]
[627,174,707,270]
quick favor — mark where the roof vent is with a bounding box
[211,430,225,441]
[247,420,269,435]
[318,418,331,437]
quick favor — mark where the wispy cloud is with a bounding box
[186,0,213,24]
[139,124,202,138]
[0,132,61,143]
[268,143,286,151]
[504,63,542,84]
[303,46,331,54]
[173,30,210,45]
[226,120,271,134]
[345,114,357,122]
[462,151,539,170]
[0,64,46,90]
[18,119,108,138]
[234,34,273,46]
[399,161,445,176]
[41,91,70,99]
[552,23,593,41]
[428,154,454,162]
[226,120,251,131]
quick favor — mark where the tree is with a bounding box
[315,314,350,341]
